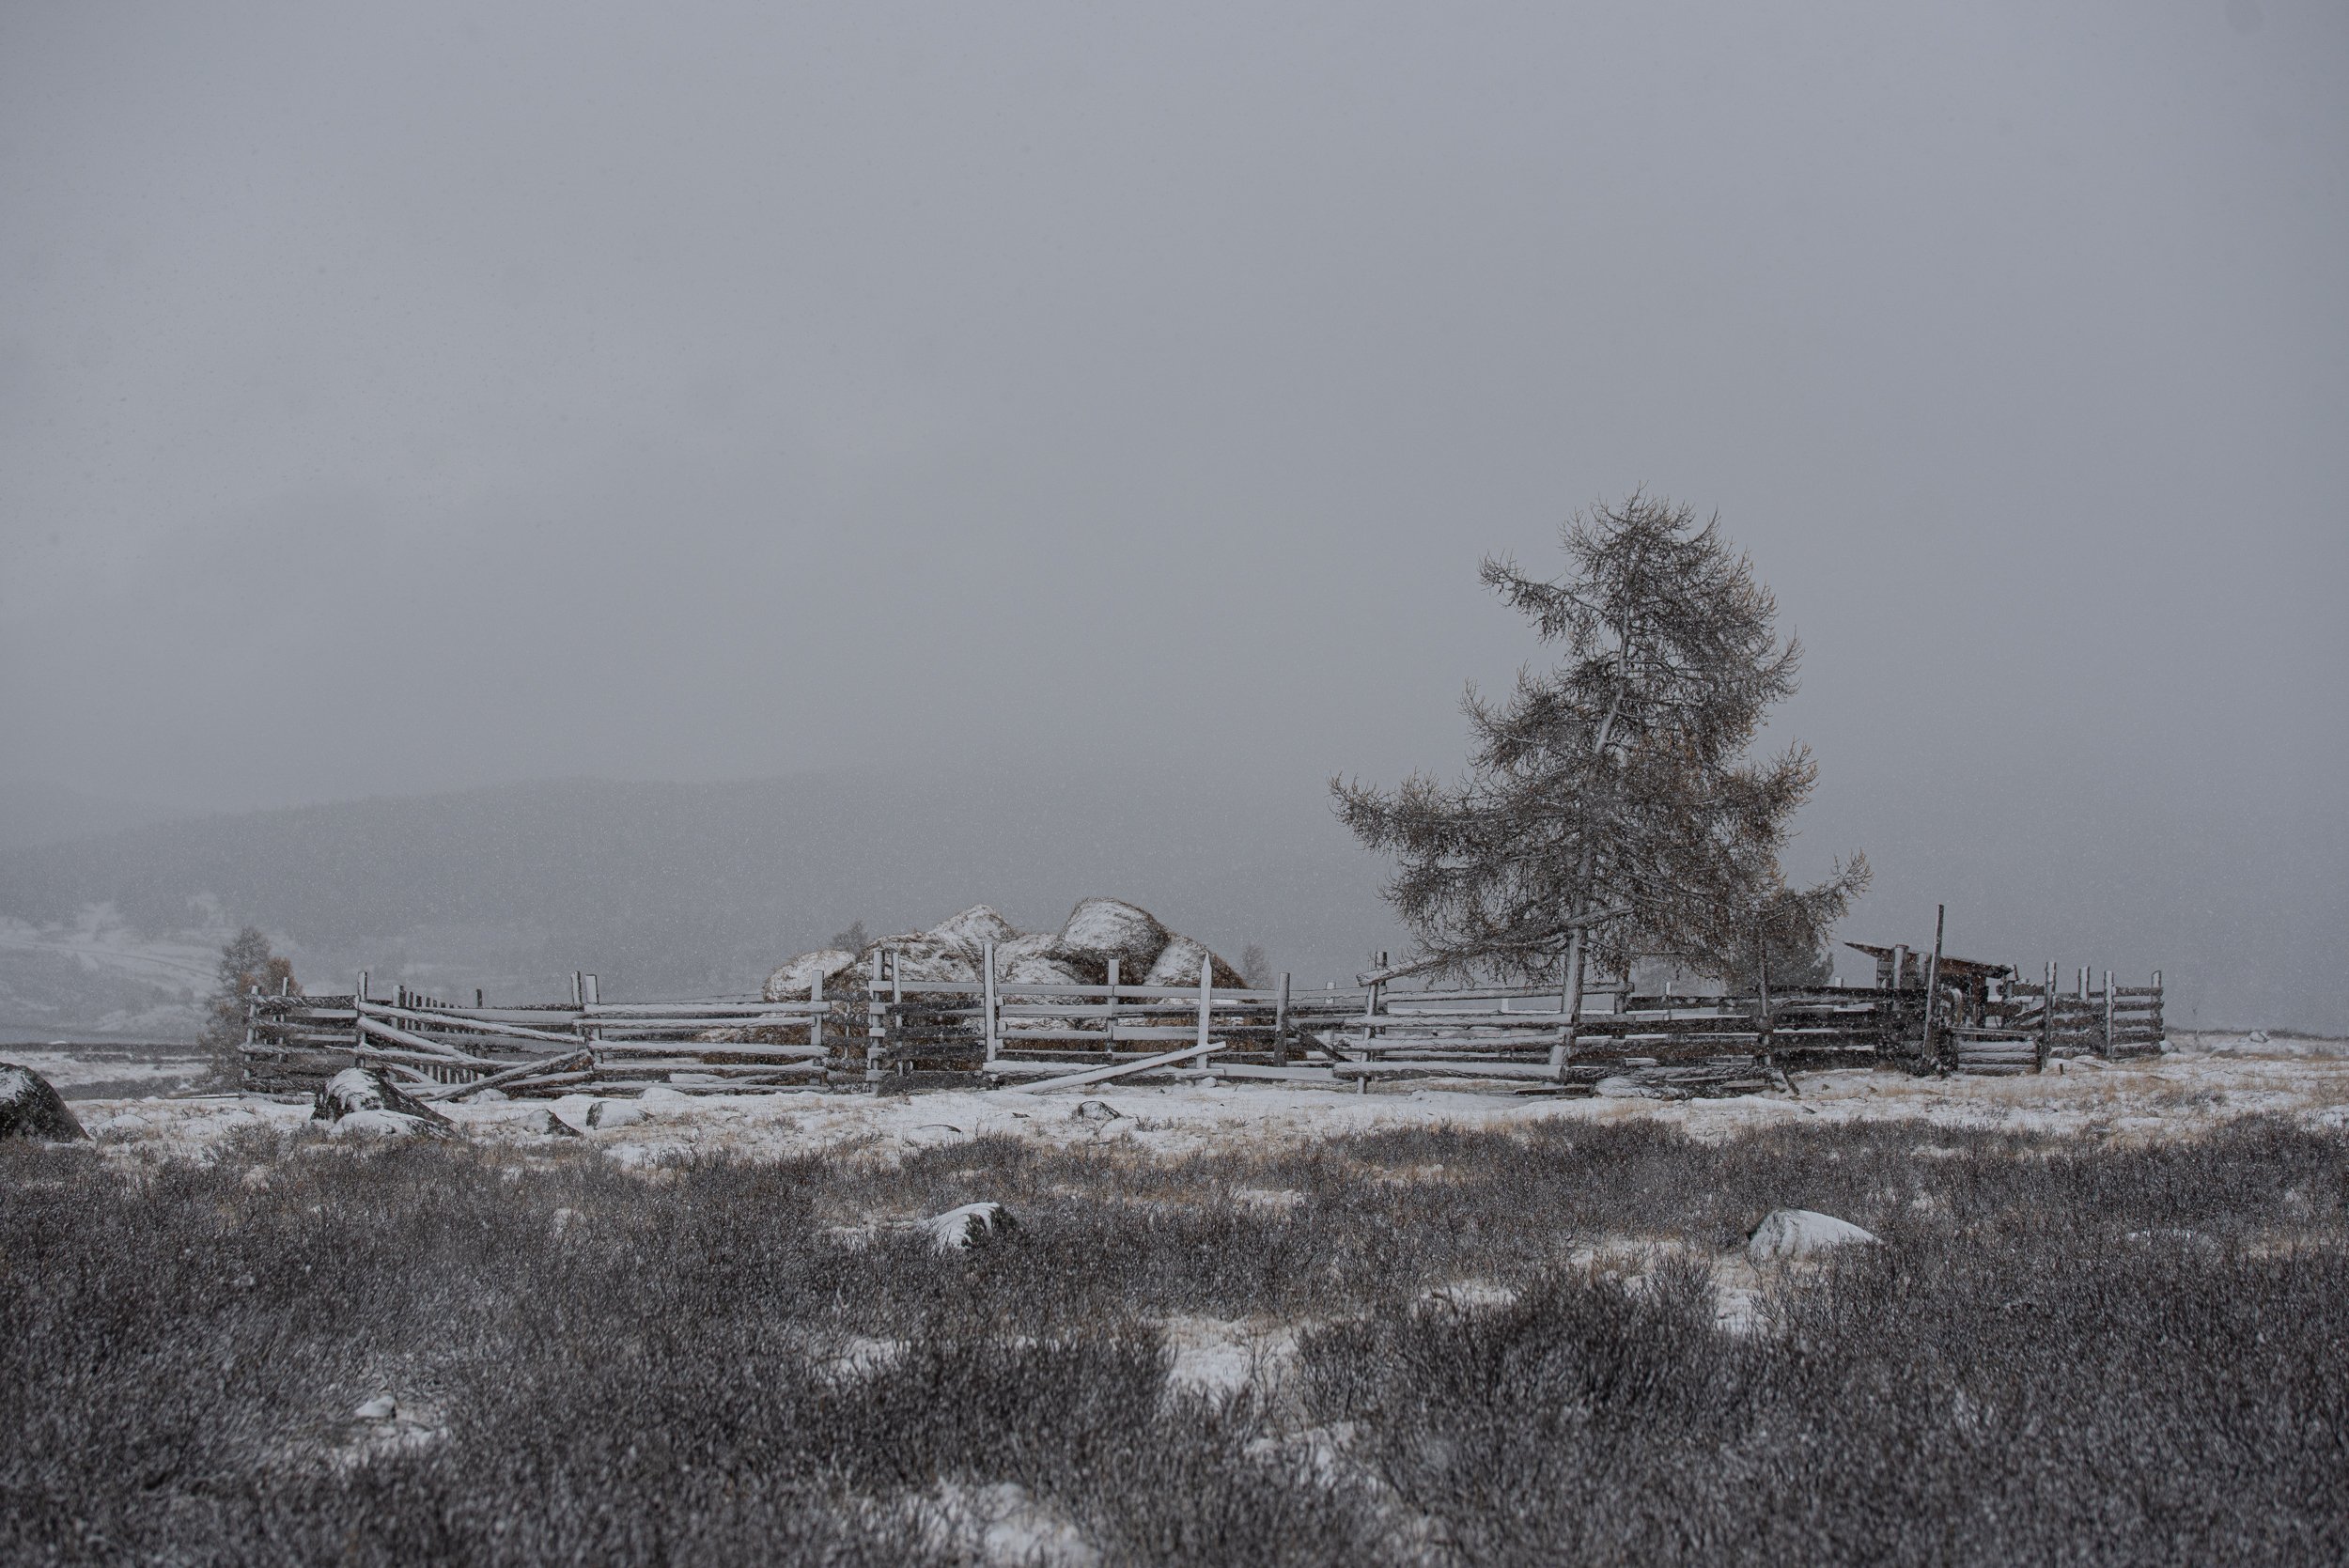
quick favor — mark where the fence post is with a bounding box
[1274,971,1291,1067]
[889,952,905,1078]
[2102,969,2115,1059]
[810,969,825,1059]
[2039,960,2055,1070]
[2152,969,2164,1047]
[1195,955,1213,1068]
[580,973,600,1064]
[982,940,998,1066]
[866,950,885,1085]
[1104,958,1120,1057]
[1920,906,1945,1072]
[353,970,368,1061]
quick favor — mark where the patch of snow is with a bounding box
[762,948,861,1001]
[327,1109,438,1140]
[909,1480,1098,1568]
[928,906,1023,957]
[922,1201,1012,1252]
[1748,1208,1878,1264]
[1159,1314,1299,1395]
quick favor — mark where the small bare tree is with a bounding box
[1333,493,1865,1035]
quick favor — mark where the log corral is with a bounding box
[241,915,2165,1101]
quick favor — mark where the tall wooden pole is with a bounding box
[1921,905,1946,1072]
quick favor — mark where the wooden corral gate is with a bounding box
[245,951,2166,1100]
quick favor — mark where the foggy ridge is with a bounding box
[0,765,1400,1017]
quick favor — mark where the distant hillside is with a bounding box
[0,778,184,854]
[0,766,1401,1033]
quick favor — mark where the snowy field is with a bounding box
[58,1031,2349,1168]
[8,1031,2346,1566]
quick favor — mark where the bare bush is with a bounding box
[1,1119,2341,1565]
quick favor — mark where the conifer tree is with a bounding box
[1333,493,1866,1038]
[198,926,299,1087]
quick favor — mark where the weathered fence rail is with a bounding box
[243,970,834,1099]
[244,952,2166,1098]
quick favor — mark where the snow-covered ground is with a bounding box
[50,1032,2349,1166]
[3,1046,210,1095]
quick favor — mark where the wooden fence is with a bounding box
[1967,966,2166,1074]
[243,951,2166,1099]
[242,970,833,1100]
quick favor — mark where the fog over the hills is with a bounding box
[2,4,2342,1031]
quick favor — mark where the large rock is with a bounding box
[1747,1208,1878,1264]
[762,948,861,1001]
[921,1202,1015,1254]
[0,1062,87,1141]
[1143,935,1248,990]
[1057,898,1171,978]
[862,935,982,985]
[998,954,1092,988]
[992,931,1105,986]
[927,905,1022,958]
[313,1067,455,1139]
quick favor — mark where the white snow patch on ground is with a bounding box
[908,1480,1099,1568]
[1159,1314,1301,1395]
[42,1034,2348,1169]
[0,1048,208,1092]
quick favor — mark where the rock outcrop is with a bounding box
[761,948,860,1001]
[921,1201,1014,1253]
[1056,897,1171,978]
[1747,1208,1879,1264]
[927,905,1020,956]
[1143,934,1249,990]
[760,897,1249,1001]
[0,1062,87,1141]
[865,935,983,984]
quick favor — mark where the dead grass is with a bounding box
[2,1116,2344,1565]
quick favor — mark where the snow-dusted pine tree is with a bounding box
[1332,493,1866,1041]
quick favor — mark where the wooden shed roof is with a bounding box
[1843,941,2012,981]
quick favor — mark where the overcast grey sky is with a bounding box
[2,3,2342,1020]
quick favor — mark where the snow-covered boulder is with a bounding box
[986,931,1099,985]
[1747,1209,1878,1265]
[1072,1099,1123,1123]
[0,1062,87,1141]
[1058,898,1171,977]
[313,1067,454,1138]
[1143,935,1248,990]
[762,948,861,1001]
[863,935,982,984]
[586,1099,647,1130]
[330,1109,447,1140]
[921,1202,1015,1253]
[999,954,1092,988]
[927,905,1021,958]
